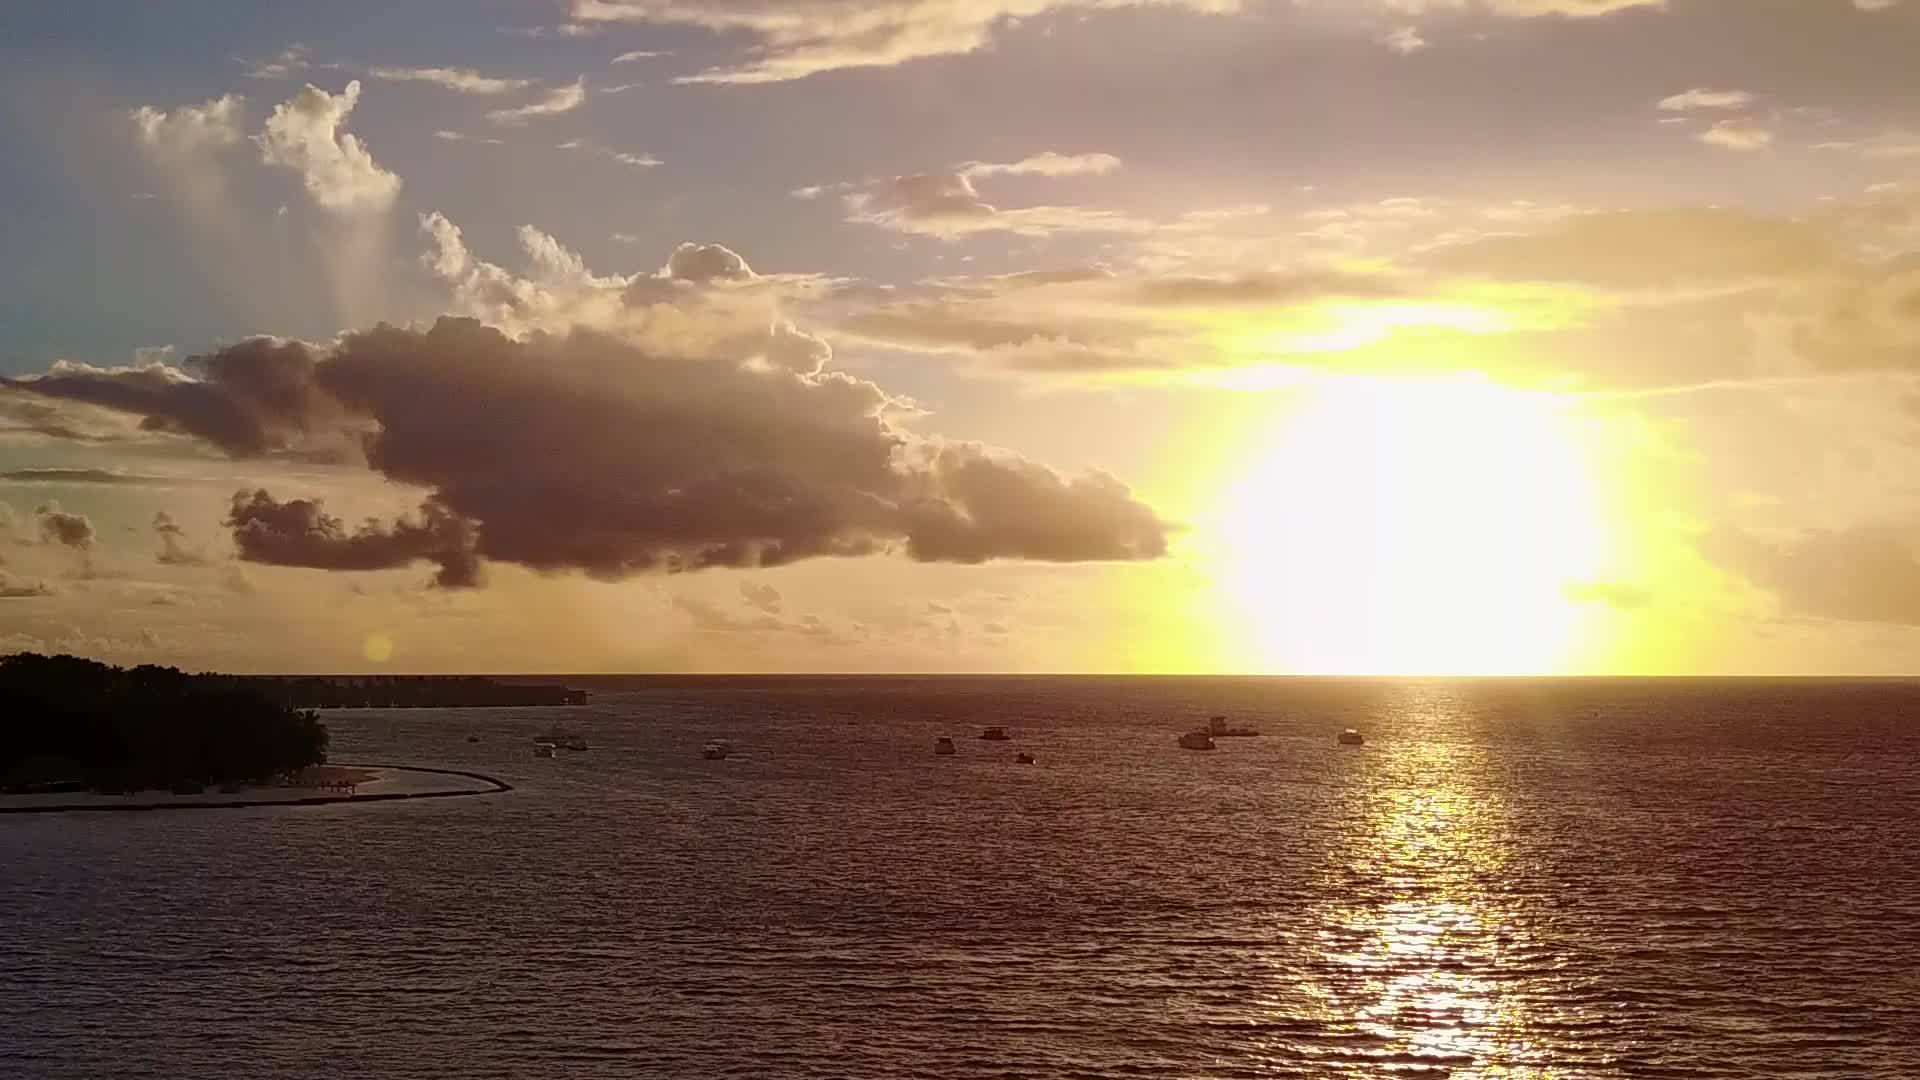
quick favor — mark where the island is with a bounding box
[1,652,328,795]
[1,653,513,812]
[244,675,588,709]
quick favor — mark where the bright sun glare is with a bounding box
[1219,377,1608,675]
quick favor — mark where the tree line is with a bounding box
[1,653,328,793]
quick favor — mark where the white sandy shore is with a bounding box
[0,764,504,813]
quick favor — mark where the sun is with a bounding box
[1214,377,1610,675]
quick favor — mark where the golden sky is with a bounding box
[2,0,1919,674]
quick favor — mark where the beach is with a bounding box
[0,764,507,814]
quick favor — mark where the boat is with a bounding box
[1337,728,1365,746]
[701,740,731,760]
[533,742,556,758]
[1207,715,1260,737]
[466,735,481,743]
[1015,752,1036,765]
[980,726,1012,741]
[934,736,957,755]
[564,738,590,752]
[1177,730,1216,750]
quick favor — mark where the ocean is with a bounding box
[3,676,1918,1078]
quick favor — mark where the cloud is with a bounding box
[434,130,505,144]
[227,490,482,587]
[367,66,532,94]
[1421,207,1832,288]
[487,79,587,124]
[35,502,95,550]
[1372,0,1662,14]
[130,95,245,156]
[0,468,161,485]
[1697,119,1774,152]
[740,581,783,613]
[0,340,348,458]
[558,138,663,168]
[1713,524,1920,626]
[240,43,312,80]
[1815,131,1920,160]
[959,152,1122,178]
[1657,88,1754,112]
[0,573,52,599]
[1380,25,1428,53]
[153,511,210,566]
[570,0,1241,83]
[837,170,1148,238]
[12,227,1167,584]
[255,81,401,214]
[612,49,671,62]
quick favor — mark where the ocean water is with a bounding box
[3,676,1918,1079]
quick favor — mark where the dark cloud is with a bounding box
[0,396,128,443]
[1712,524,1920,626]
[226,490,482,589]
[152,511,210,566]
[18,317,1168,586]
[0,339,343,458]
[35,502,95,549]
[0,468,163,485]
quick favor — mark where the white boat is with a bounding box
[1177,730,1216,750]
[934,736,957,755]
[533,742,556,758]
[1337,728,1365,746]
[980,726,1012,741]
[701,740,731,760]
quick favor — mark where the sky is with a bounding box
[2,0,1919,675]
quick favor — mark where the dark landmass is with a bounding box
[245,675,588,709]
[1,653,328,794]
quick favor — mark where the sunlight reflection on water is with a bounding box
[1306,689,1563,1077]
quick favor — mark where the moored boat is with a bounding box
[1177,730,1216,750]
[702,740,731,760]
[980,725,1012,741]
[1337,728,1365,746]
[934,736,957,755]
[1207,715,1260,737]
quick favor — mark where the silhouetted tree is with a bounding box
[0,653,328,792]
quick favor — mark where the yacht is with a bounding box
[1337,728,1365,746]
[980,726,1012,741]
[702,740,731,760]
[934,736,957,755]
[533,742,556,758]
[1207,715,1260,737]
[1177,730,1216,750]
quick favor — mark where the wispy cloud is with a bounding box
[558,139,661,168]
[1697,119,1775,152]
[368,66,533,95]
[960,152,1122,178]
[487,78,587,124]
[1658,88,1755,112]
[612,49,671,63]
[435,130,505,145]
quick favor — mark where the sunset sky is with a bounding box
[3,0,1919,674]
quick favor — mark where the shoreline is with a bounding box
[0,763,511,816]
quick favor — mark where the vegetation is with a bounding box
[0,653,328,793]
[250,674,586,709]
